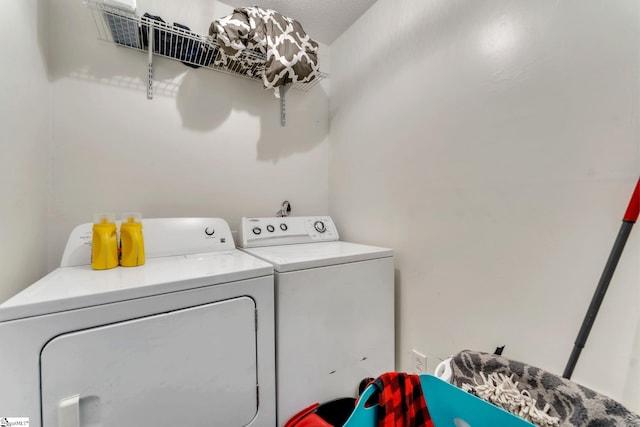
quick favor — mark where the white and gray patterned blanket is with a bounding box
[209,7,319,97]
[450,350,640,427]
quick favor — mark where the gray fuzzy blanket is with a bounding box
[450,350,640,427]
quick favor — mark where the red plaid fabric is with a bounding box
[370,372,434,427]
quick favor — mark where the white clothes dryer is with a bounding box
[238,216,394,427]
[0,218,275,427]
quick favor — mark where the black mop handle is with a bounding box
[563,178,640,379]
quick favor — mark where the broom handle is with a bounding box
[563,178,640,379]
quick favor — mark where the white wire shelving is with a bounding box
[85,0,329,125]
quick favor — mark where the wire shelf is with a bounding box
[85,0,328,124]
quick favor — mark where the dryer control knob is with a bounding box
[314,221,326,233]
[266,225,275,232]
[252,227,262,235]
[280,223,288,231]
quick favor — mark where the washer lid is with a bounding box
[0,249,272,322]
[241,241,393,272]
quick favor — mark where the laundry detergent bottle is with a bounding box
[120,213,145,267]
[91,213,119,270]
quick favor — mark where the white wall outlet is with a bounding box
[411,349,427,374]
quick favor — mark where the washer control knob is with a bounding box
[252,227,262,235]
[204,227,215,236]
[280,223,288,231]
[266,225,275,232]
[314,220,326,233]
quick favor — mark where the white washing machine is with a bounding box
[0,218,275,427]
[238,216,394,427]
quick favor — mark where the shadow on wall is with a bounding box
[43,0,329,162]
[37,0,50,76]
[394,267,402,369]
[174,69,330,162]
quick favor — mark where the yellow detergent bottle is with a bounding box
[120,213,145,267]
[91,214,119,270]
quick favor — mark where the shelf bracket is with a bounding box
[280,84,291,126]
[147,20,153,100]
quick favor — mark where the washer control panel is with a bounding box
[238,216,339,248]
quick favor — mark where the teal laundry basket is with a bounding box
[343,374,535,427]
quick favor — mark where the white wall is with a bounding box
[3,0,640,413]
[329,0,640,410]
[0,0,50,302]
[626,315,640,413]
[45,0,330,270]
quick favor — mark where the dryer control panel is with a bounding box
[238,216,339,248]
[61,218,236,267]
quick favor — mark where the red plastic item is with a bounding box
[285,403,333,427]
[623,178,640,222]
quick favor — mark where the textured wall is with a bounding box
[0,0,50,302]
[45,0,331,270]
[330,0,640,410]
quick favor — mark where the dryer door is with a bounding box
[41,296,258,427]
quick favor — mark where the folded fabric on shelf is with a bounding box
[101,0,136,13]
[140,13,215,69]
[209,7,319,97]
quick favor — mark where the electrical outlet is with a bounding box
[411,349,427,374]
